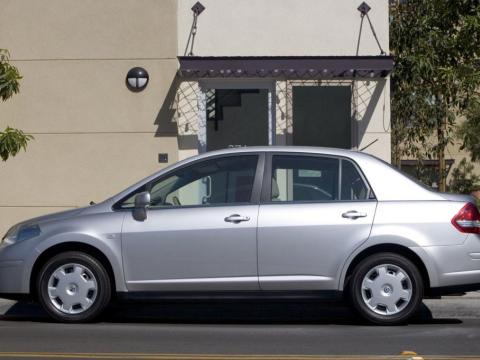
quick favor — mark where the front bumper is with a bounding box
[0,239,36,296]
[0,259,26,295]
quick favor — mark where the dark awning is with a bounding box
[178,56,394,79]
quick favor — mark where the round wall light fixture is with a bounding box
[126,67,149,92]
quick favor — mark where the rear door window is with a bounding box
[269,154,371,203]
[271,155,340,202]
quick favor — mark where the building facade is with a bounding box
[0,0,391,234]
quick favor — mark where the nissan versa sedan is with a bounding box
[1,147,480,325]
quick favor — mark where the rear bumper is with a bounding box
[422,234,480,289]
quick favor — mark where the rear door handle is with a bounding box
[342,210,367,219]
[224,214,250,223]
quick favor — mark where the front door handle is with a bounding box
[224,214,250,223]
[342,210,367,219]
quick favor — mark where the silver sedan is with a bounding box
[1,147,479,325]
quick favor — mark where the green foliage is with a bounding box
[457,100,480,162]
[0,127,33,161]
[0,48,32,161]
[390,1,480,171]
[448,158,480,194]
[409,161,439,189]
[0,49,21,101]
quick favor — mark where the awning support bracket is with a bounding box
[357,2,386,56]
[184,2,205,56]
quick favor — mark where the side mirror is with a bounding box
[133,191,150,221]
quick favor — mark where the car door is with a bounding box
[257,153,377,290]
[120,153,263,292]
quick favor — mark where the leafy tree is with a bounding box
[390,0,480,191]
[457,100,480,163]
[0,49,32,161]
[448,158,480,194]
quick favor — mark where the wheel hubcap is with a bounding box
[47,263,98,315]
[361,264,412,316]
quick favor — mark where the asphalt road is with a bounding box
[1,301,480,359]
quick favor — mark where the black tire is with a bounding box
[37,251,111,323]
[348,252,424,325]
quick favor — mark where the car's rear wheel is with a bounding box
[37,251,111,322]
[348,252,423,325]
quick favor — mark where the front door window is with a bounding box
[118,155,259,209]
[154,155,258,207]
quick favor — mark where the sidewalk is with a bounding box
[423,291,480,319]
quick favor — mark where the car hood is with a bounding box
[13,207,87,229]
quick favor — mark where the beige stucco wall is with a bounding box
[1,0,177,60]
[354,79,391,161]
[0,0,179,234]
[178,0,389,56]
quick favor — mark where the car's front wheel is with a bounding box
[37,251,111,322]
[348,252,423,325]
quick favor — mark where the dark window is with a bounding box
[206,89,268,151]
[119,155,258,209]
[292,86,351,149]
[271,155,340,202]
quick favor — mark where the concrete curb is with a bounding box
[0,299,15,315]
[456,291,480,298]
[424,295,480,319]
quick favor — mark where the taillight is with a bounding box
[451,203,480,234]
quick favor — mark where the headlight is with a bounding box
[2,223,41,246]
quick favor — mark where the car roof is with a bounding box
[189,146,371,162]
[197,146,358,156]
